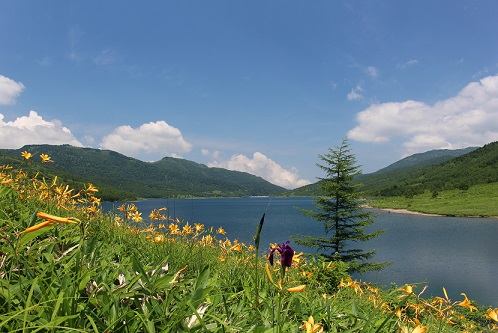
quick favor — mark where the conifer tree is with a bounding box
[293,138,388,273]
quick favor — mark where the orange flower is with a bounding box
[168,223,180,234]
[182,222,194,235]
[194,223,204,233]
[456,293,477,312]
[19,211,80,234]
[85,183,99,192]
[36,211,80,224]
[287,285,306,293]
[400,325,428,333]
[216,226,226,235]
[131,211,143,223]
[21,151,33,160]
[485,308,498,322]
[300,316,323,333]
[19,221,53,234]
[40,154,53,163]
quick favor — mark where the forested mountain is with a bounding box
[358,142,498,197]
[286,142,498,198]
[373,147,477,173]
[0,145,286,200]
[3,142,498,201]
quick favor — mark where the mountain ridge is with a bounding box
[285,143,497,197]
[0,144,286,200]
[2,142,498,201]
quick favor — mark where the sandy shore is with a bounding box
[367,206,498,218]
[374,208,441,217]
[363,205,441,217]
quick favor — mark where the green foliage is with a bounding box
[358,142,498,198]
[293,139,388,274]
[370,182,498,217]
[299,257,350,294]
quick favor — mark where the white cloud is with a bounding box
[366,66,379,78]
[0,75,25,105]
[94,49,117,66]
[0,111,82,149]
[201,148,221,160]
[397,59,419,69]
[348,74,498,155]
[100,121,192,160]
[347,85,364,101]
[208,152,311,189]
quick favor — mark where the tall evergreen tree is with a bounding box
[293,138,388,273]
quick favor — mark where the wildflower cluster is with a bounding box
[334,279,497,332]
[112,202,253,263]
[1,152,101,216]
[1,152,495,332]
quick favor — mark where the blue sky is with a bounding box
[1,1,498,189]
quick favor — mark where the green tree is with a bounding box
[293,138,388,273]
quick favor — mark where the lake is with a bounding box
[102,197,498,307]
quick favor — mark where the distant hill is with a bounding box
[286,143,496,198]
[373,147,478,173]
[0,145,287,200]
[358,142,498,197]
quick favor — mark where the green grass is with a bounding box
[369,182,498,217]
[1,159,496,332]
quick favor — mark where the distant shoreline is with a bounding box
[366,205,498,218]
[371,207,441,217]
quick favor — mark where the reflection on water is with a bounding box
[102,197,498,306]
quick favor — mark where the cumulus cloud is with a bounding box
[0,75,25,105]
[100,121,192,160]
[208,152,311,189]
[0,111,83,149]
[348,74,498,155]
[201,148,221,160]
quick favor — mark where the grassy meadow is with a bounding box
[369,183,498,217]
[1,152,497,332]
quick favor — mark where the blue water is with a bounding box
[102,197,498,307]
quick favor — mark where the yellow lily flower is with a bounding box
[182,222,194,235]
[40,153,53,163]
[168,223,180,234]
[21,151,33,160]
[153,233,165,243]
[19,212,80,234]
[287,284,306,293]
[131,211,143,223]
[485,308,498,322]
[85,183,99,192]
[19,221,53,234]
[264,263,279,289]
[194,223,204,233]
[216,226,226,235]
[456,293,477,312]
[400,325,428,333]
[299,316,323,333]
[36,211,80,224]
[398,284,414,299]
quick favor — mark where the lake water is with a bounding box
[102,197,498,307]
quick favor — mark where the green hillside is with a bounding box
[360,142,498,197]
[0,144,286,199]
[373,146,477,173]
[286,143,497,200]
